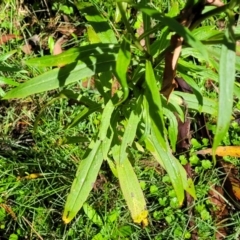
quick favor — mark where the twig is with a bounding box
[22,216,44,240]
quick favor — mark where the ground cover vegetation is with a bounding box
[0,0,240,239]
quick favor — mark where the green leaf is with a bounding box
[63,102,116,223]
[145,60,166,149]
[4,53,117,99]
[213,30,236,162]
[115,154,148,225]
[150,27,170,57]
[178,73,203,111]
[75,2,118,44]
[171,92,217,116]
[163,108,178,152]
[136,6,209,61]
[192,26,219,41]
[101,111,119,160]
[83,203,103,227]
[115,35,131,104]
[145,135,185,204]
[119,97,142,163]
[60,89,100,108]
[63,140,103,224]
[138,95,151,143]
[86,25,101,43]
[25,44,119,67]
[98,100,115,141]
[178,58,218,82]
[115,2,128,23]
[0,77,19,86]
[162,95,184,122]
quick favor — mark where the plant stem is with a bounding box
[116,2,146,53]
[190,4,229,30]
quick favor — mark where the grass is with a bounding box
[1,107,240,239]
[0,0,240,239]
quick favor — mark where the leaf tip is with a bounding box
[62,212,72,224]
[133,210,149,226]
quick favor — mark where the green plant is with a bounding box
[3,0,239,225]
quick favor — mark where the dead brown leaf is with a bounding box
[196,146,240,157]
[0,203,17,220]
[136,22,145,47]
[111,78,121,97]
[221,161,240,201]
[53,36,67,56]
[176,114,191,151]
[82,77,96,89]
[206,0,224,7]
[160,51,178,99]
[21,35,40,55]
[21,43,32,55]
[0,34,21,45]
[208,185,228,239]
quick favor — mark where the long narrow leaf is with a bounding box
[213,30,236,161]
[145,135,185,204]
[163,108,178,152]
[115,153,148,225]
[63,100,116,223]
[145,60,166,148]
[178,72,203,111]
[119,97,142,163]
[136,6,209,61]
[98,100,115,141]
[4,54,117,99]
[63,140,103,223]
[76,2,117,44]
[171,92,217,115]
[25,44,119,67]
[115,35,131,104]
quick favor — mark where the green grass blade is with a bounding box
[25,44,119,67]
[115,155,148,225]
[75,2,117,44]
[213,31,236,162]
[66,106,100,129]
[4,54,117,99]
[0,50,17,62]
[58,136,89,145]
[119,97,142,163]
